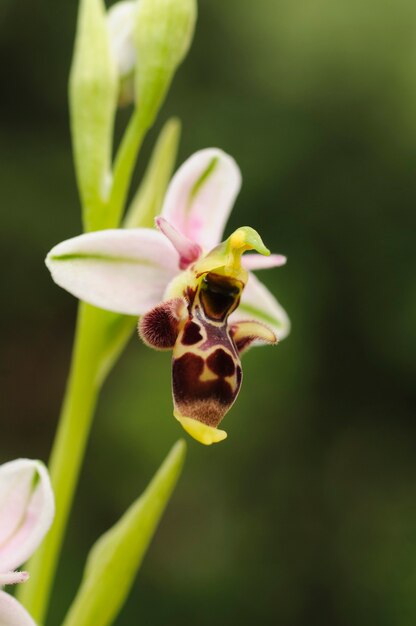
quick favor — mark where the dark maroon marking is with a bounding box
[234,337,253,353]
[207,348,235,377]
[182,321,203,345]
[200,289,233,322]
[173,353,204,403]
[236,365,242,386]
[139,300,180,349]
[202,322,227,346]
[229,324,258,354]
[185,286,197,307]
[199,273,242,322]
[172,352,237,426]
[198,318,238,355]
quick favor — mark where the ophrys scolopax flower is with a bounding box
[0,459,54,626]
[46,148,290,444]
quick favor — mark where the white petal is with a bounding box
[0,463,33,548]
[161,148,242,250]
[0,591,37,626]
[0,460,54,573]
[242,253,287,271]
[230,272,290,340]
[45,229,179,315]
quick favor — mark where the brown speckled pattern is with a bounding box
[172,272,244,427]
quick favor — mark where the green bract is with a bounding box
[62,441,186,626]
[124,117,181,229]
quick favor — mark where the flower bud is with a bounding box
[69,0,118,231]
[134,0,197,126]
[107,0,138,106]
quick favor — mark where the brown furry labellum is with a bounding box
[139,271,277,442]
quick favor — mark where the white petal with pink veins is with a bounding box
[0,591,37,626]
[45,229,179,315]
[161,148,242,251]
[230,272,290,341]
[0,460,54,573]
[242,253,287,271]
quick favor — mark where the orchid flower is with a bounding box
[0,459,54,626]
[46,148,290,445]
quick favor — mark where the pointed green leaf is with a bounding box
[62,440,186,626]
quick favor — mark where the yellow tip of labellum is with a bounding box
[174,414,227,445]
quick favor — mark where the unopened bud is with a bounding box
[69,0,118,231]
[134,0,197,125]
[107,0,138,106]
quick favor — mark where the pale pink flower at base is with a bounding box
[0,459,55,626]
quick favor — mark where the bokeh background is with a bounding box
[2,0,416,624]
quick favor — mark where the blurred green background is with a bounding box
[1,0,416,624]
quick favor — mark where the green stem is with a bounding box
[17,303,107,623]
[106,108,149,228]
